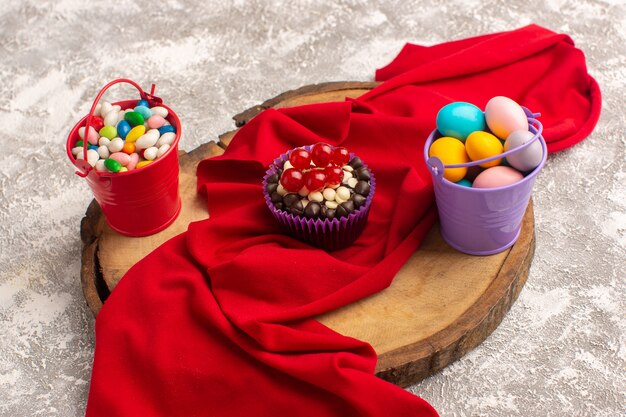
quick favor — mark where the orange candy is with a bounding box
[122,142,136,155]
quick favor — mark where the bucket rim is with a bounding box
[423,123,547,193]
[66,99,182,177]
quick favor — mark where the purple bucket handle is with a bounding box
[427,108,544,180]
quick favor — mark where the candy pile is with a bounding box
[71,99,176,173]
[265,143,372,220]
[429,96,543,188]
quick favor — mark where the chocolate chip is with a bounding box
[335,203,350,218]
[356,167,370,181]
[274,202,284,211]
[320,205,328,218]
[283,193,299,207]
[353,193,366,208]
[267,173,279,183]
[341,200,354,213]
[271,192,283,204]
[354,180,370,197]
[348,157,363,169]
[326,209,336,220]
[304,202,321,218]
[291,200,304,216]
[266,182,278,194]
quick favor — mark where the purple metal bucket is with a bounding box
[423,109,547,255]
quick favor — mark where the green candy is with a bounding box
[124,111,144,127]
[99,125,117,140]
[75,140,83,147]
[104,158,122,173]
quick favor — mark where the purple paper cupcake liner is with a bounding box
[263,146,376,251]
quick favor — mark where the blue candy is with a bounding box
[436,102,486,142]
[158,125,176,135]
[134,105,152,120]
[88,144,98,151]
[136,99,149,108]
[116,120,131,139]
[455,178,473,187]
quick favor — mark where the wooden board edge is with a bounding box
[80,200,107,316]
[375,203,535,386]
[232,81,380,127]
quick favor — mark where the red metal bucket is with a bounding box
[66,79,182,237]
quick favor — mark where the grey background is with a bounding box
[0,0,624,416]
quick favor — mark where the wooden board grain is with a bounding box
[80,81,535,387]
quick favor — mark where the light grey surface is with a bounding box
[0,0,624,416]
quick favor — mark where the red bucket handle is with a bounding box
[76,79,163,177]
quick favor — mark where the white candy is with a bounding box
[108,137,124,153]
[98,137,110,147]
[87,149,99,167]
[325,200,338,209]
[150,106,168,118]
[156,144,170,158]
[103,110,118,127]
[143,146,158,161]
[309,191,324,203]
[78,126,85,139]
[75,152,84,160]
[94,103,102,117]
[95,159,107,172]
[342,165,354,172]
[276,184,287,196]
[342,171,353,183]
[135,129,160,149]
[71,146,82,156]
[119,167,128,172]
[283,160,294,170]
[111,104,121,112]
[301,199,309,208]
[336,186,350,201]
[322,188,336,201]
[117,112,127,124]
[97,145,110,159]
[347,177,358,188]
[156,132,176,147]
[100,101,112,117]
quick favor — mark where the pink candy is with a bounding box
[127,152,139,170]
[109,152,131,166]
[147,115,166,129]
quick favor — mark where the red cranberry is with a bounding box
[311,143,333,167]
[280,168,304,192]
[304,170,327,192]
[324,165,343,187]
[289,148,312,169]
[331,147,349,166]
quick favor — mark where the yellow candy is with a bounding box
[136,160,153,169]
[119,167,128,172]
[428,137,469,182]
[125,125,146,143]
[465,131,503,168]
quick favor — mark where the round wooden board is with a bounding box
[80,81,535,388]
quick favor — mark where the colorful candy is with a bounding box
[72,99,177,173]
[504,130,543,172]
[430,96,542,188]
[436,102,486,142]
[428,137,469,182]
[465,131,503,168]
[485,96,528,139]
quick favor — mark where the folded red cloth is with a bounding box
[86,25,599,416]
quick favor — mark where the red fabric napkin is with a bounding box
[86,25,600,416]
